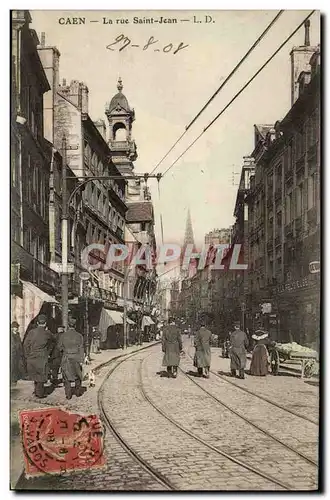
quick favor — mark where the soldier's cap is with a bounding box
[37,314,47,324]
[68,317,77,326]
[11,321,19,328]
[57,325,65,330]
[233,321,240,327]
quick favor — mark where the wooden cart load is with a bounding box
[271,342,318,379]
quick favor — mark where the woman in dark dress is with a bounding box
[250,329,275,376]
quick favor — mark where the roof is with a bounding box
[126,202,153,223]
[109,92,131,113]
[254,124,273,139]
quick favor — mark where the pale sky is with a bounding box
[31,10,320,250]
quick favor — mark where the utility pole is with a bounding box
[123,266,130,350]
[61,135,69,330]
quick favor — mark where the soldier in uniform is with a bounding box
[49,325,64,386]
[162,317,183,378]
[194,318,212,378]
[58,317,85,400]
[229,321,249,379]
[23,314,52,398]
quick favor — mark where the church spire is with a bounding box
[184,208,195,246]
[117,77,123,92]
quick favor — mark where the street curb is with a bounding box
[12,341,160,490]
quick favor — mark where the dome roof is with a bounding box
[108,78,131,113]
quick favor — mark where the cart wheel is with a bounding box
[270,349,279,375]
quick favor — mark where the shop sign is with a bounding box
[274,275,314,294]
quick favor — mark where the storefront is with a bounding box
[11,280,58,339]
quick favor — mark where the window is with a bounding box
[276,163,282,189]
[295,131,304,159]
[307,173,317,210]
[12,213,20,243]
[268,217,273,236]
[276,211,282,228]
[38,239,46,263]
[296,184,303,217]
[97,189,102,212]
[285,193,292,225]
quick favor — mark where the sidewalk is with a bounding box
[10,341,159,489]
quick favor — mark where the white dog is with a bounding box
[88,370,96,387]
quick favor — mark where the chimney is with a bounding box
[290,21,316,106]
[62,78,66,86]
[37,40,61,143]
[80,84,89,114]
[304,20,310,46]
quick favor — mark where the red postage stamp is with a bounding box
[19,407,105,477]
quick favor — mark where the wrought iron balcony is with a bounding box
[11,241,59,294]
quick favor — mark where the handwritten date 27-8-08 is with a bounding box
[106,34,189,55]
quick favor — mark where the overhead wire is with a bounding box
[161,10,315,178]
[149,10,284,176]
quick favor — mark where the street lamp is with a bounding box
[60,136,162,341]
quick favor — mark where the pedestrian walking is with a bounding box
[250,329,275,376]
[194,320,212,378]
[229,321,249,379]
[91,326,101,353]
[23,314,52,398]
[49,325,64,386]
[162,317,183,378]
[11,321,25,385]
[58,317,85,400]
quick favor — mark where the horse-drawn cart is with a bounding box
[269,342,318,379]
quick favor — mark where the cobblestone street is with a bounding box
[13,339,319,491]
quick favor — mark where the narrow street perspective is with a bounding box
[10,9,321,492]
[14,338,319,491]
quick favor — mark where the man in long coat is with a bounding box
[49,325,64,386]
[229,321,249,379]
[58,317,84,399]
[11,321,25,385]
[162,318,183,378]
[23,314,52,398]
[194,321,212,378]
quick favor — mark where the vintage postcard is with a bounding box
[11,9,321,491]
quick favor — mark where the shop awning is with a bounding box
[142,316,155,328]
[21,281,58,303]
[101,309,123,326]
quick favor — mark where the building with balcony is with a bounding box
[11,11,59,335]
[36,33,128,335]
[246,24,320,347]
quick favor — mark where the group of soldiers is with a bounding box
[11,314,85,400]
[161,318,251,380]
[161,316,213,378]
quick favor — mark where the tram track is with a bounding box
[185,347,318,426]
[97,347,176,491]
[178,359,317,467]
[98,344,318,491]
[138,352,291,491]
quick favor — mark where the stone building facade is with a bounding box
[246,35,320,346]
[11,11,59,335]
